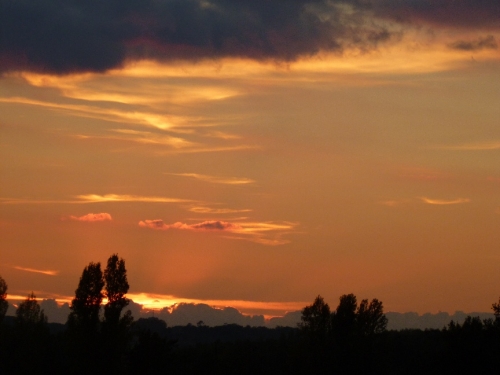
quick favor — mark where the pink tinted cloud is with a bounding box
[139,219,298,246]
[139,219,241,231]
[69,213,112,222]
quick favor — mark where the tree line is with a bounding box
[1,257,500,374]
[0,254,137,374]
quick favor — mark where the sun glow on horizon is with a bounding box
[127,292,307,316]
[5,292,306,318]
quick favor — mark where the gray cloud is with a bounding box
[39,299,70,324]
[449,35,498,51]
[157,303,266,327]
[0,0,394,75]
[367,0,500,29]
[2,1,497,74]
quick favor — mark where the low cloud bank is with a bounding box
[6,298,496,330]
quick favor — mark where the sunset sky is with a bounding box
[1,0,500,318]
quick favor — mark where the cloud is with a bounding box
[0,194,194,205]
[420,197,470,205]
[69,213,112,222]
[82,129,196,149]
[127,292,307,320]
[13,266,58,276]
[75,194,193,204]
[189,206,252,214]
[0,0,397,75]
[139,219,298,245]
[139,219,241,231]
[8,293,307,326]
[449,35,498,51]
[40,299,71,324]
[169,172,255,185]
[370,0,500,30]
[223,235,292,246]
[0,98,253,155]
[156,145,257,155]
[158,303,266,327]
[0,96,202,132]
[204,131,242,140]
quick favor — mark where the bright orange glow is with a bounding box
[127,293,306,316]
[75,194,194,204]
[420,197,471,205]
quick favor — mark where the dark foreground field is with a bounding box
[1,316,500,375]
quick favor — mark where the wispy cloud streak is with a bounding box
[139,220,241,231]
[0,194,194,205]
[139,219,298,245]
[0,97,190,131]
[420,197,470,205]
[77,130,195,149]
[13,266,59,276]
[169,173,255,185]
[188,206,252,214]
[75,194,193,204]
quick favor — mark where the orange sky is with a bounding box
[1,1,500,317]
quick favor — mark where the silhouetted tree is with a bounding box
[66,261,104,373]
[9,293,51,373]
[0,275,7,324]
[67,261,104,333]
[492,297,500,323]
[15,292,47,328]
[103,254,132,330]
[356,298,388,335]
[331,293,358,339]
[299,295,331,342]
[102,254,133,372]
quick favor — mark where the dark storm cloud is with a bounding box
[368,0,500,29]
[0,0,389,74]
[1,0,497,75]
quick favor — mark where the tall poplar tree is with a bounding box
[103,254,131,329]
[102,254,133,373]
[67,262,104,334]
[0,275,7,324]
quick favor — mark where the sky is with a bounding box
[1,0,500,319]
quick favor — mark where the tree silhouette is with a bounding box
[299,295,331,341]
[0,275,7,324]
[102,254,133,372]
[9,293,50,373]
[15,292,47,328]
[103,254,132,329]
[66,262,104,373]
[356,298,388,335]
[67,261,104,338]
[331,293,358,339]
[492,298,500,323]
